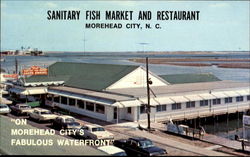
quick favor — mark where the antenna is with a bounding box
[138,42,149,53]
[83,32,87,55]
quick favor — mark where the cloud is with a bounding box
[45,2,58,8]
[209,3,230,8]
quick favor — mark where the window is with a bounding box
[46,94,52,101]
[140,105,146,114]
[68,98,76,106]
[247,95,250,101]
[186,101,195,108]
[127,107,131,114]
[236,96,244,102]
[86,102,94,111]
[212,99,221,105]
[61,96,68,105]
[200,100,208,106]
[77,100,85,109]
[156,105,167,112]
[172,103,181,110]
[54,95,60,103]
[225,97,233,104]
[96,104,105,114]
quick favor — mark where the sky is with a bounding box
[1,1,249,52]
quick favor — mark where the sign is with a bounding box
[243,115,250,126]
[3,74,18,79]
[22,66,48,75]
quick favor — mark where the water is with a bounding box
[1,52,250,140]
[1,52,250,82]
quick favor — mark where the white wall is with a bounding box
[107,67,168,89]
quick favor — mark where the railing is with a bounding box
[155,102,250,121]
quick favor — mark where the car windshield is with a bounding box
[65,118,75,123]
[113,152,127,156]
[20,106,30,109]
[0,105,7,108]
[139,140,154,148]
[92,127,105,132]
[41,111,52,114]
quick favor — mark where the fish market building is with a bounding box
[8,62,250,123]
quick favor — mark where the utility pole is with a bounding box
[15,57,18,74]
[83,32,87,55]
[146,57,152,131]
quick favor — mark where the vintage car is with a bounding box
[10,104,34,115]
[29,108,58,122]
[0,104,11,115]
[52,115,81,129]
[76,124,114,140]
[97,146,127,156]
[113,137,167,156]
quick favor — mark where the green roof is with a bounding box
[159,73,221,84]
[25,62,139,91]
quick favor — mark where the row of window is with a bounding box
[140,95,250,113]
[47,95,105,114]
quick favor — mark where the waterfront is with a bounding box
[1,52,250,142]
[1,52,250,82]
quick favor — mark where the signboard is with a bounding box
[3,74,18,79]
[22,66,48,75]
[243,115,250,126]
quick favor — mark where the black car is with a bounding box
[113,137,167,156]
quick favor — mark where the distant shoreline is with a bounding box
[129,58,250,69]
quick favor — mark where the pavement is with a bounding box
[106,122,231,156]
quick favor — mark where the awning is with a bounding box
[169,96,189,103]
[27,101,40,107]
[211,92,228,98]
[235,90,250,96]
[184,95,203,101]
[113,99,142,108]
[199,93,216,100]
[139,97,160,106]
[0,97,12,104]
[26,88,47,95]
[154,97,174,104]
[9,87,47,95]
[9,88,26,95]
[48,89,113,106]
[223,91,240,97]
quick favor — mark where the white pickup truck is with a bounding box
[29,108,58,122]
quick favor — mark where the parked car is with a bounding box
[76,124,114,140]
[29,108,58,122]
[52,115,81,129]
[0,104,11,115]
[113,137,167,156]
[98,146,127,156]
[10,104,34,115]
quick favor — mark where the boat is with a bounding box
[0,57,5,62]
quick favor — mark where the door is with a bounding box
[114,107,117,120]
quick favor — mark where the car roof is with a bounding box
[33,108,50,111]
[98,146,125,154]
[17,104,29,106]
[129,137,149,142]
[85,124,102,128]
[57,115,74,119]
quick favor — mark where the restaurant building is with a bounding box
[8,62,250,123]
